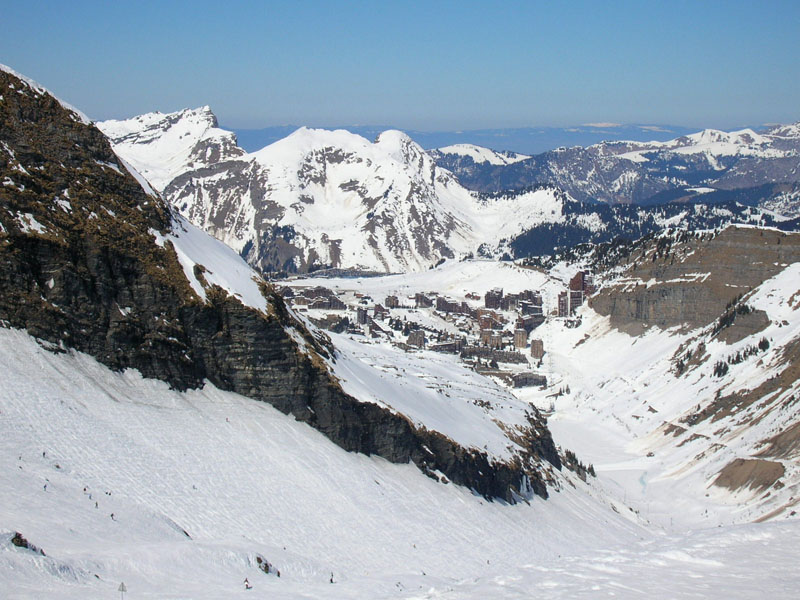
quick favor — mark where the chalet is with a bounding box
[309,298,331,310]
[373,304,389,320]
[292,296,311,307]
[430,337,464,354]
[517,314,545,332]
[489,333,504,349]
[569,270,596,295]
[569,289,584,311]
[460,346,527,364]
[511,372,547,388]
[514,328,528,349]
[478,312,504,331]
[530,339,544,360]
[558,291,569,317]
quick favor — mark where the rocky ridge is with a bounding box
[590,226,800,334]
[0,66,561,502]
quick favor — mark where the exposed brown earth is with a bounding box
[713,458,785,493]
[756,420,800,460]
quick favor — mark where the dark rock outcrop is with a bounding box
[0,68,559,502]
[10,532,45,556]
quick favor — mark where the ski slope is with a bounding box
[0,325,639,599]
[3,321,800,598]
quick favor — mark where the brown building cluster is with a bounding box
[559,270,595,316]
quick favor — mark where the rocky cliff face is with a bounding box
[590,226,800,335]
[0,66,560,502]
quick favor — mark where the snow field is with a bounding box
[3,325,800,598]
[1,327,649,599]
[435,144,531,165]
[523,263,800,529]
[151,213,268,312]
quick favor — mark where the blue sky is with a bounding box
[1,0,798,130]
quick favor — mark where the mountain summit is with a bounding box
[100,110,573,273]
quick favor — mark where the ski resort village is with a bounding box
[3,7,800,596]
[279,268,596,392]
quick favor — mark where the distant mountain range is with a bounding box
[228,123,704,156]
[433,125,800,210]
[99,108,798,274]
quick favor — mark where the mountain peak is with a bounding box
[98,106,244,191]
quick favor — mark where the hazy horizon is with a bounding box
[2,0,798,131]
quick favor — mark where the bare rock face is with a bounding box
[590,227,800,334]
[0,68,560,502]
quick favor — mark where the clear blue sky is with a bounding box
[2,0,798,130]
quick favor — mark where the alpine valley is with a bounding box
[2,64,800,600]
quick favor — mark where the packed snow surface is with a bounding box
[3,326,800,599]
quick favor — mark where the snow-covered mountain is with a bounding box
[0,65,566,506]
[435,123,800,212]
[430,143,530,165]
[100,109,582,273]
[5,65,800,598]
[97,106,244,190]
[100,109,799,274]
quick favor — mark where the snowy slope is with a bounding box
[289,259,552,298]
[434,143,531,165]
[5,325,800,599]
[0,325,640,599]
[330,333,535,462]
[517,252,800,527]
